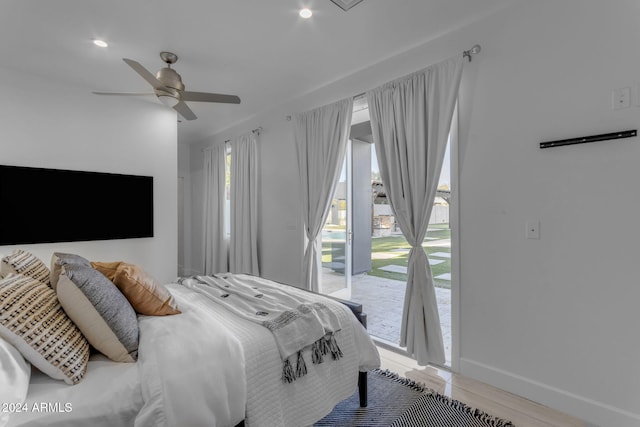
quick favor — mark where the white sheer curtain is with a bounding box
[367,55,463,366]
[294,98,353,292]
[202,144,228,274]
[229,131,260,275]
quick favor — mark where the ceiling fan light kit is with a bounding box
[158,94,180,107]
[93,51,240,121]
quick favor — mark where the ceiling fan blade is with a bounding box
[182,91,241,104]
[173,101,197,120]
[123,58,164,89]
[92,91,155,96]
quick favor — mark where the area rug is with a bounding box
[315,369,515,427]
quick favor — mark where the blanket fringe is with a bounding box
[284,335,344,383]
[296,350,307,378]
[311,334,343,365]
[282,351,310,383]
[312,339,323,364]
[327,334,343,360]
[282,358,295,383]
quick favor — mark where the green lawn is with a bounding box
[322,224,451,289]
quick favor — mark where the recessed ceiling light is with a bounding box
[93,39,108,48]
[299,8,313,19]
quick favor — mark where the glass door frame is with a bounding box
[319,140,353,300]
[449,105,461,372]
[343,139,353,299]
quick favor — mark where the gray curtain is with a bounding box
[229,131,260,275]
[294,98,353,292]
[367,55,463,365]
[202,144,228,274]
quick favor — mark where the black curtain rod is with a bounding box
[351,44,482,101]
[540,129,637,149]
[224,127,263,144]
[202,127,263,151]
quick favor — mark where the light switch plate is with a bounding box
[612,87,631,110]
[526,221,540,239]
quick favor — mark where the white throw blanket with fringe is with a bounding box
[178,273,344,383]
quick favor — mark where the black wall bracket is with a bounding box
[540,129,637,149]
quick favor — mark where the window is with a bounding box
[225,148,231,239]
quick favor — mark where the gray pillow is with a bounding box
[50,252,91,290]
[56,264,139,363]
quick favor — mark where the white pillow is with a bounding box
[0,337,31,426]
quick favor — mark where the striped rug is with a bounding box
[315,369,515,427]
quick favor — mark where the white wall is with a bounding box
[456,2,640,426]
[184,1,640,425]
[178,142,191,276]
[185,105,304,285]
[1,66,178,283]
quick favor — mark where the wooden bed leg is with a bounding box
[358,371,368,407]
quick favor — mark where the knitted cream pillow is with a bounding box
[0,249,50,287]
[0,274,89,385]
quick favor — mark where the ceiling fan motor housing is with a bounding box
[155,67,185,99]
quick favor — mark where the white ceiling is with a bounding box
[2,0,514,143]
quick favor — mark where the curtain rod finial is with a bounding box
[463,44,481,61]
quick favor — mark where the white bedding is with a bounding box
[191,275,381,427]
[134,284,247,427]
[6,354,143,427]
[6,275,380,427]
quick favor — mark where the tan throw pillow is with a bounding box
[56,264,138,363]
[1,249,50,287]
[89,260,120,281]
[92,261,181,316]
[0,275,89,385]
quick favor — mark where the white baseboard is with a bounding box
[459,358,640,427]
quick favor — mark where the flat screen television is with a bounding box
[0,165,153,245]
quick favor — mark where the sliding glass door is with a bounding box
[320,141,352,300]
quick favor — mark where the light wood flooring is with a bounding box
[377,345,587,427]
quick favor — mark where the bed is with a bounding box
[0,250,381,427]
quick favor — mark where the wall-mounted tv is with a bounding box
[0,165,153,245]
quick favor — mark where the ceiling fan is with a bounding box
[93,51,240,120]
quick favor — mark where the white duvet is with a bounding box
[7,277,380,427]
[135,284,247,427]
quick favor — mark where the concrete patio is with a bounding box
[322,271,452,366]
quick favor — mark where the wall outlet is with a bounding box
[612,87,631,110]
